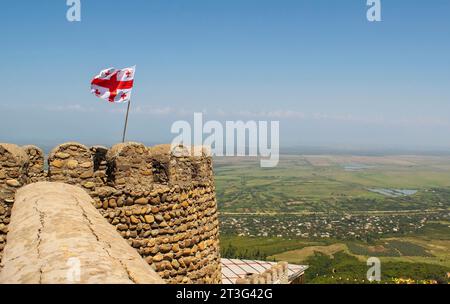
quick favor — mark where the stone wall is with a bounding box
[90,145,109,186]
[22,145,45,182]
[95,143,221,284]
[0,144,29,261]
[0,142,221,284]
[48,143,95,191]
[235,262,289,284]
[0,182,164,284]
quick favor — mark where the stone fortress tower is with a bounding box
[0,142,222,284]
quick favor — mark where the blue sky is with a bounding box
[1,0,450,149]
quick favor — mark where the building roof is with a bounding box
[221,258,308,284]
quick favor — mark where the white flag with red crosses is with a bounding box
[90,66,135,103]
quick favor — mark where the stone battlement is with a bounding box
[0,142,221,284]
[235,262,289,284]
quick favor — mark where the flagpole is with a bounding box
[122,99,131,143]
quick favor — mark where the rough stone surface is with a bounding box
[0,143,29,261]
[22,145,46,182]
[0,143,28,202]
[106,142,153,192]
[0,182,164,284]
[101,143,221,283]
[90,145,109,187]
[48,143,94,191]
[0,142,222,284]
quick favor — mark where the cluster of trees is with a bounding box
[304,251,450,284]
[221,243,271,261]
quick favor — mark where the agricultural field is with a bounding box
[215,154,450,283]
[215,155,450,213]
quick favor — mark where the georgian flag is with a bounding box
[90,66,135,103]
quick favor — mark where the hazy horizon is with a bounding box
[1,1,450,149]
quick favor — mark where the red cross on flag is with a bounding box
[90,66,135,103]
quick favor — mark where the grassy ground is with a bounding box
[269,243,348,264]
